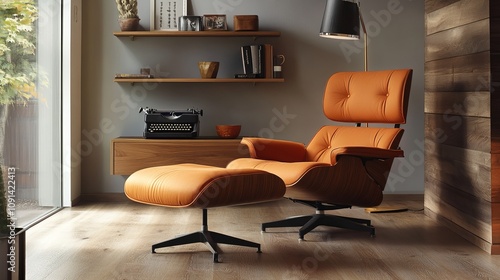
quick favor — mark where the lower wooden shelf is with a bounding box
[114,78,285,83]
[110,137,249,175]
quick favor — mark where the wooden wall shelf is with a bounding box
[113,30,281,38]
[114,78,285,84]
[113,31,285,84]
[113,30,283,84]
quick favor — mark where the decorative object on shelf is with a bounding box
[234,15,259,31]
[150,0,187,31]
[203,15,228,31]
[273,54,285,78]
[198,61,219,78]
[179,16,202,31]
[115,0,140,31]
[216,125,241,139]
[319,0,367,71]
[139,107,203,139]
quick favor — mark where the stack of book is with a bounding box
[115,73,154,79]
[236,44,274,78]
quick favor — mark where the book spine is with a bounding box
[241,46,253,75]
[234,73,258,78]
[250,45,259,74]
[264,44,274,78]
[115,74,154,79]
[257,44,264,77]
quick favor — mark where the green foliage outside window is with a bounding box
[0,0,39,235]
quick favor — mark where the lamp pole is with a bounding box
[358,2,368,71]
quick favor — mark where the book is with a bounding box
[257,44,264,77]
[241,45,253,75]
[234,73,258,78]
[250,45,260,74]
[115,73,154,79]
[264,44,274,78]
[241,44,273,78]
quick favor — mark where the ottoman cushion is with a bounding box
[125,163,286,208]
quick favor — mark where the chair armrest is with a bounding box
[330,146,404,165]
[241,137,307,162]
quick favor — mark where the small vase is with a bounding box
[119,18,140,31]
[198,61,219,79]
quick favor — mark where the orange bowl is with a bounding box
[216,125,241,138]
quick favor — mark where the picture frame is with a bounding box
[150,0,187,31]
[203,14,228,31]
[179,16,202,31]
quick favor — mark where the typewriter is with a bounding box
[139,107,203,139]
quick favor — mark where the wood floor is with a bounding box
[26,196,500,280]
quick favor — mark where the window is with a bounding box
[1,0,62,231]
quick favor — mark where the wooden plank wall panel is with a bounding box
[424,52,490,93]
[424,0,461,14]
[426,0,488,35]
[425,91,490,118]
[426,19,490,62]
[425,140,490,201]
[425,0,495,254]
[424,180,492,242]
[425,115,490,152]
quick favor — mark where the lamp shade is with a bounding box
[319,0,360,40]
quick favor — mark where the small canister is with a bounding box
[273,66,282,78]
[273,55,285,78]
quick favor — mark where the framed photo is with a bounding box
[179,16,202,31]
[150,0,187,31]
[203,15,228,31]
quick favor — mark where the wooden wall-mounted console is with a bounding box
[110,137,249,175]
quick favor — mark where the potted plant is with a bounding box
[115,0,140,31]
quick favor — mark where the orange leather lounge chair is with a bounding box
[227,69,413,240]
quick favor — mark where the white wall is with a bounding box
[62,0,82,206]
[80,0,424,195]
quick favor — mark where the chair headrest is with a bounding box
[323,69,413,124]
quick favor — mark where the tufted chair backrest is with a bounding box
[306,69,412,164]
[323,69,412,124]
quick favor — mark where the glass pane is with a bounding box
[1,0,62,231]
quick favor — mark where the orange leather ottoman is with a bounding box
[124,163,285,262]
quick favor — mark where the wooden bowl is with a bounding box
[216,125,241,138]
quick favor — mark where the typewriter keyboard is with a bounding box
[147,123,194,132]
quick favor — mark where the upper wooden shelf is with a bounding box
[113,30,281,38]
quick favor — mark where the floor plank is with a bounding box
[25,197,500,280]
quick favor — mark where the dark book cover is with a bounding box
[234,73,259,78]
[241,46,253,74]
